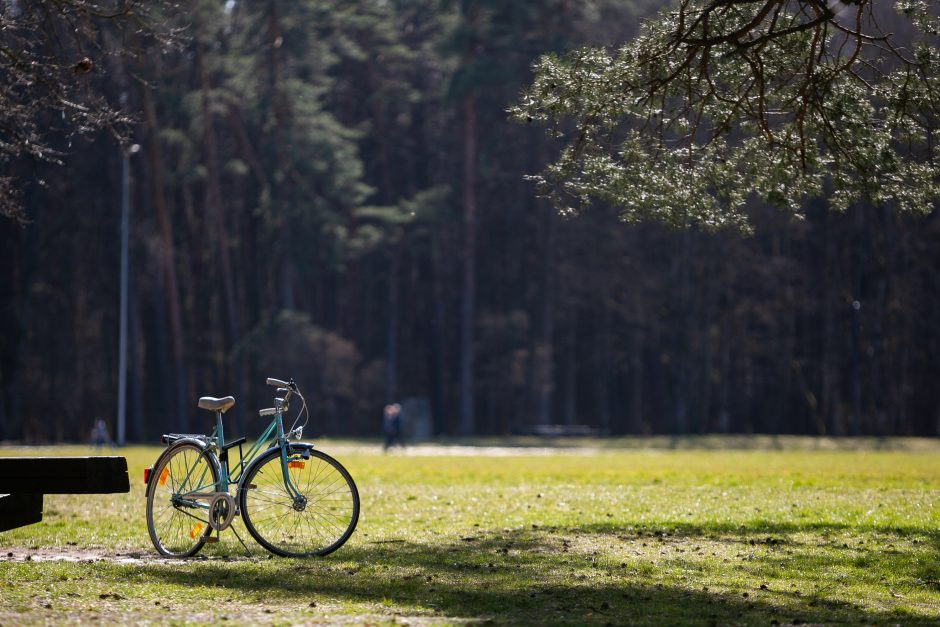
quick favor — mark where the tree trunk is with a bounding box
[594,294,611,432]
[673,230,693,435]
[850,208,864,435]
[458,94,477,435]
[427,232,447,435]
[142,86,188,432]
[564,309,576,426]
[264,1,306,322]
[632,320,645,433]
[821,209,838,435]
[386,250,400,403]
[128,287,145,441]
[198,44,242,425]
[534,200,556,426]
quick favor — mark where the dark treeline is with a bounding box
[1,0,938,442]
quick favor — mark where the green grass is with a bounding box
[1,438,938,625]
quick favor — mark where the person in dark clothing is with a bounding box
[91,417,111,449]
[382,403,405,451]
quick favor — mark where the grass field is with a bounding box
[0,437,938,625]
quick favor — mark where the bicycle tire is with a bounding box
[239,447,359,557]
[146,441,219,558]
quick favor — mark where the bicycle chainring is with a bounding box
[208,492,237,531]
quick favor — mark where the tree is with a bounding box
[0,0,173,220]
[513,0,940,228]
[6,0,940,442]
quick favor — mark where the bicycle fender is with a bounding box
[260,441,315,453]
[286,442,317,460]
[145,438,221,494]
[288,442,315,454]
[236,442,316,493]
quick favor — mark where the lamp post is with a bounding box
[117,141,140,447]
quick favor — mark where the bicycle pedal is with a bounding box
[204,536,219,543]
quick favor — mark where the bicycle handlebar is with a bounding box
[264,377,301,416]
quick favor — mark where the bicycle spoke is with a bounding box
[146,443,217,557]
[241,449,358,556]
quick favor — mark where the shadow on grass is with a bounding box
[578,520,940,598]
[128,522,940,625]
[575,518,940,542]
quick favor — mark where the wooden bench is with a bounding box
[0,457,130,532]
[512,424,610,437]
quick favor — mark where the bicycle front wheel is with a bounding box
[146,442,219,557]
[239,447,359,557]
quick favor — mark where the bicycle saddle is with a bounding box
[197,396,235,413]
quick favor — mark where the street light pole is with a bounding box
[117,142,139,447]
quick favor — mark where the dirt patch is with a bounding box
[0,546,259,564]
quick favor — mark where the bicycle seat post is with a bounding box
[214,410,224,450]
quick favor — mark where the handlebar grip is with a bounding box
[266,377,288,387]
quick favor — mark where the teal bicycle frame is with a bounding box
[172,393,305,515]
[223,395,304,499]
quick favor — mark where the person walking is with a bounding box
[382,403,405,452]
[91,418,111,449]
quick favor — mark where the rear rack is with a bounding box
[161,433,211,445]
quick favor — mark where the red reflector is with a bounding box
[144,467,152,484]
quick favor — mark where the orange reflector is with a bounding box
[189,523,203,540]
[288,461,305,469]
[159,467,169,486]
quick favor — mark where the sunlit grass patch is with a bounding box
[0,438,938,625]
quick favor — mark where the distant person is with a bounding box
[91,418,110,449]
[382,403,405,452]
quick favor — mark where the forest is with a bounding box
[1,0,939,442]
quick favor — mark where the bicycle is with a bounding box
[144,377,359,558]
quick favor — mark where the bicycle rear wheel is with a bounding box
[146,442,219,557]
[239,447,359,557]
